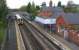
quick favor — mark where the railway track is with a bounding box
[18,20,61,50]
[4,20,17,50]
[19,25,44,50]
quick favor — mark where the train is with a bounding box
[15,14,23,25]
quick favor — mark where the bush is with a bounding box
[0,20,6,44]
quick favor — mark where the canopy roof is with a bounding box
[34,16,56,24]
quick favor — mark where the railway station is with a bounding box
[0,0,79,50]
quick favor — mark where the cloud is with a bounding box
[6,0,79,9]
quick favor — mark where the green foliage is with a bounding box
[36,6,40,10]
[61,5,65,8]
[26,2,32,13]
[0,21,5,43]
[64,7,79,13]
[0,0,7,44]
[0,29,4,44]
[57,1,61,7]
[20,2,40,19]
[0,20,6,44]
[31,2,36,12]
[0,0,8,19]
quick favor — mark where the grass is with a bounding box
[0,28,4,44]
[0,20,6,44]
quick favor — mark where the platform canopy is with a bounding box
[44,18,56,24]
[34,16,56,24]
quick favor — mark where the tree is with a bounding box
[19,2,40,20]
[36,6,40,10]
[57,1,61,7]
[26,2,32,13]
[0,0,8,20]
[31,1,36,12]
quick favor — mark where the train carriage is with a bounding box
[16,14,23,25]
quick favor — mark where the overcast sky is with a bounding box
[6,0,79,9]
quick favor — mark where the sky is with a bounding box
[6,0,79,9]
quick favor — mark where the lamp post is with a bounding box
[50,24,52,34]
[50,19,52,34]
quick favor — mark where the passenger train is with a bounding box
[16,14,23,25]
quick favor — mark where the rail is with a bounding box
[23,21,59,50]
[23,18,72,50]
